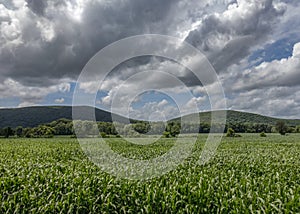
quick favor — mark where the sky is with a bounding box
[0,0,300,120]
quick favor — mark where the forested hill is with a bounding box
[0,106,128,128]
[0,106,299,129]
[173,110,300,126]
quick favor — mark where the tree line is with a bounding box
[0,118,299,138]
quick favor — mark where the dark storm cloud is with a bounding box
[1,0,300,117]
[25,0,47,16]
[0,0,181,86]
[0,0,16,10]
[2,0,285,88]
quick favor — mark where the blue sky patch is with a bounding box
[248,38,299,67]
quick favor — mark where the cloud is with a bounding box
[54,98,65,104]
[0,78,70,106]
[25,0,47,16]
[185,0,286,73]
[185,96,207,108]
[0,0,299,119]
[221,42,300,118]
[231,42,300,91]
[0,0,242,88]
[0,0,196,87]
[129,99,179,121]
[227,86,300,118]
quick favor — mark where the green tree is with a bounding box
[23,128,33,138]
[34,125,54,138]
[275,121,288,135]
[73,120,98,138]
[133,122,150,134]
[15,126,23,137]
[296,126,300,133]
[3,127,14,138]
[170,123,180,137]
[165,122,180,137]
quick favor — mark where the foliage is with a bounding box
[0,115,299,138]
[1,134,300,212]
[276,121,288,135]
[1,107,300,132]
[100,132,108,138]
[31,125,55,138]
[260,132,267,137]
[133,122,151,134]
[163,131,171,138]
[73,120,98,138]
[2,127,14,138]
[165,122,180,137]
[226,128,235,137]
[0,106,126,129]
[226,128,242,138]
[15,126,23,137]
[296,126,300,133]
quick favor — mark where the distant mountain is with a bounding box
[0,106,299,129]
[0,106,128,128]
[172,110,300,126]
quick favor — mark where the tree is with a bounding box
[3,127,14,138]
[165,122,180,137]
[15,126,23,137]
[33,125,54,138]
[296,126,300,133]
[275,121,288,135]
[23,128,33,138]
[133,122,150,134]
[73,120,98,138]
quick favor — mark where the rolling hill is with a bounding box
[175,110,300,126]
[0,106,128,128]
[0,106,299,128]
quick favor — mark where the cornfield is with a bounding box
[1,134,300,213]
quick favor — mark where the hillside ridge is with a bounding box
[0,106,299,128]
[175,110,300,126]
[0,106,127,128]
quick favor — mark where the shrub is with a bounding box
[100,132,107,138]
[163,131,171,138]
[226,128,235,137]
[260,132,267,137]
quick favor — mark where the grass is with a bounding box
[0,134,300,213]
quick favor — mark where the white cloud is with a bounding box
[18,101,37,108]
[227,86,300,118]
[185,0,286,72]
[129,100,179,121]
[293,42,300,58]
[0,78,71,106]
[36,18,55,42]
[188,96,206,104]
[157,99,168,107]
[54,98,65,104]
[232,42,300,91]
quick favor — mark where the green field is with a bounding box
[1,134,300,213]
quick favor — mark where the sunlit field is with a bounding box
[1,134,300,213]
